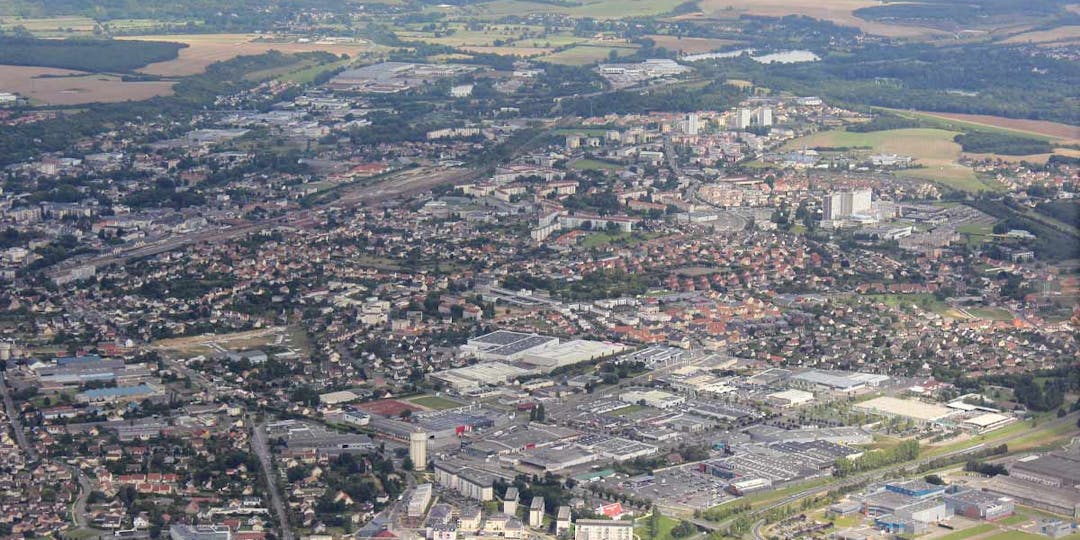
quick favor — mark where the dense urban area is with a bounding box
[0,1,1078,540]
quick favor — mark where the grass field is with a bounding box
[997,514,1031,527]
[688,0,949,39]
[984,532,1050,540]
[610,404,647,416]
[783,128,997,191]
[0,65,175,105]
[408,395,464,410]
[887,109,1079,143]
[0,16,186,37]
[541,44,639,65]
[646,35,740,54]
[447,0,690,19]
[119,34,378,76]
[572,158,622,171]
[634,514,680,540]
[935,524,997,540]
[1000,25,1080,47]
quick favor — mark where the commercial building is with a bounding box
[854,396,954,424]
[76,383,162,404]
[944,489,1014,521]
[169,525,231,540]
[766,389,814,408]
[619,389,685,409]
[574,520,634,540]
[265,420,375,456]
[520,339,627,372]
[1008,447,1080,489]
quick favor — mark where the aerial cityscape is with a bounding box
[0,1,1078,540]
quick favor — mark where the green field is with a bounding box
[997,514,1031,527]
[409,395,464,410]
[965,307,1015,321]
[635,514,681,540]
[541,44,639,65]
[861,293,952,315]
[984,531,1051,540]
[935,524,997,540]
[783,128,1004,192]
[610,404,646,416]
[572,158,622,171]
[446,0,690,19]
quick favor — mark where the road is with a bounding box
[0,371,37,462]
[251,418,294,540]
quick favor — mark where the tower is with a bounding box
[409,430,428,471]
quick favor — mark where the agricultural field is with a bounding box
[444,0,690,20]
[783,128,993,191]
[540,44,639,65]
[687,0,950,39]
[898,110,1079,143]
[644,35,740,54]
[395,22,586,56]
[0,16,189,37]
[999,24,1080,46]
[118,34,378,76]
[0,64,174,104]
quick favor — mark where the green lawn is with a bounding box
[861,293,952,315]
[934,524,997,540]
[571,158,623,171]
[635,514,681,540]
[997,514,1030,526]
[965,307,1015,321]
[610,404,646,416]
[984,531,1051,540]
[782,128,1006,192]
[409,395,464,410]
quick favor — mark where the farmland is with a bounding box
[782,128,994,191]
[688,0,949,39]
[540,44,639,65]
[1000,25,1080,46]
[445,0,690,19]
[645,35,740,54]
[118,34,378,76]
[0,64,174,105]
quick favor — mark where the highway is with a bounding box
[0,371,37,462]
[251,418,294,540]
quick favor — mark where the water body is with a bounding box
[680,48,821,64]
[750,50,821,64]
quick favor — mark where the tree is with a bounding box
[648,507,662,540]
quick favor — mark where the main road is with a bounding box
[251,418,294,540]
[0,371,37,462]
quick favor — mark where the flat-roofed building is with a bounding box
[944,489,1014,521]
[529,497,545,528]
[574,520,634,540]
[766,389,814,408]
[854,396,954,424]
